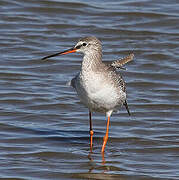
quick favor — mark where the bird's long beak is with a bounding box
[41,47,77,60]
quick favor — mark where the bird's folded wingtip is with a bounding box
[124,100,131,116]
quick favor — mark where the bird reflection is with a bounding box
[87,150,107,172]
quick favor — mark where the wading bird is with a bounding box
[42,36,133,153]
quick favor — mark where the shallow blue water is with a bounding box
[0,0,179,179]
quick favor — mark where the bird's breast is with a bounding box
[75,71,126,112]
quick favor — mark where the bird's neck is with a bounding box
[81,51,102,72]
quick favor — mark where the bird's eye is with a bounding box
[83,43,87,46]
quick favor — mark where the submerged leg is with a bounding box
[101,115,110,153]
[89,111,94,151]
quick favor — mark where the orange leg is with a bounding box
[89,111,94,151]
[90,130,94,151]
[101,116,110,153]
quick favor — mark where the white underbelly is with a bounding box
[75,73,126,112]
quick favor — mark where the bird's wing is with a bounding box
[66,73,80,88]
[105,53,134,70]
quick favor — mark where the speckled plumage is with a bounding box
[69,36,132,116]
[42,36,133,152]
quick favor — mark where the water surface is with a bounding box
[0,0,179,179]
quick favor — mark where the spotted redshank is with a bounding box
[42,36,133,153]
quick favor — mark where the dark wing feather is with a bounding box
[123,100,131,116]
